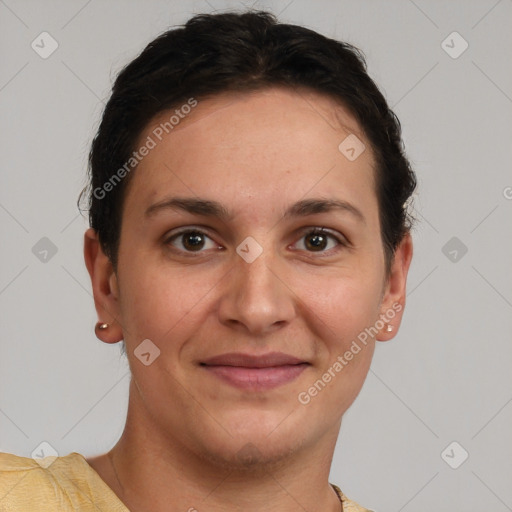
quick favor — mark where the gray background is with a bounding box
[1,1,511,511]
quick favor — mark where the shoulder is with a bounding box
[0,451,128,511]
[0,451,62,510]
[331,483,375,512]
[0,450,53,488]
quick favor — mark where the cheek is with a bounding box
[118,259,219,348]
[302,267,383,336]
[296,278,379,414]
[298,270,382,401]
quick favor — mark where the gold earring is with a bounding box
[95,322,109,331]
[385,324,393,332]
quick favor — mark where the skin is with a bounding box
[84,87,413,512]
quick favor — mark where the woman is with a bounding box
[0,10,415,511]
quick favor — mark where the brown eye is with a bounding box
[305,231,329,251]
[165,229,217,253]
[182,231,205,251]
[294,228,344,253]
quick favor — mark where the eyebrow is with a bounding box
[144,196,365,224]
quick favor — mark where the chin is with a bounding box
[199,435,305,473]
[191,409,312,471]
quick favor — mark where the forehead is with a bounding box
[124,87,377,219]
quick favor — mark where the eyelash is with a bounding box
[163,226,348,257]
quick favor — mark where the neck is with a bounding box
[96,382,343,512]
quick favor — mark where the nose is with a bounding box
[217,245,296,336]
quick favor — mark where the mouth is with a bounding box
[200,352,310,391]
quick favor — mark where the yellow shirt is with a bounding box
[0,452,371,511]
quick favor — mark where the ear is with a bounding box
[84,228,124,344]
[376,232,413,341]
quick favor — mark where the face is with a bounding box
[86,87,412,469]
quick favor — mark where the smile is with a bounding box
[200,352,310,391]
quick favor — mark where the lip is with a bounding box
[200,351,310,391]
